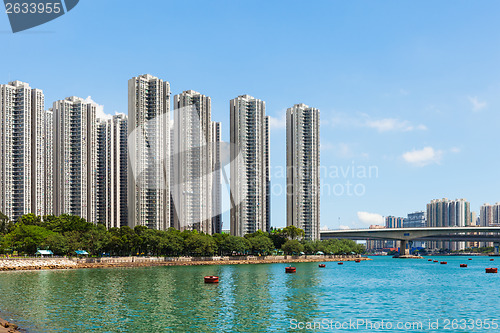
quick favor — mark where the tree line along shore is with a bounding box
[0,213,365,257]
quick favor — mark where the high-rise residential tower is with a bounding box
[53,96,97,222]
[427,198,470,250]
[95,114,128,228]
[128,74,170,230]
[172,90,213,233]
[230,95,270,237]
[44,109,54,216]
[0,81,46,220]
[110,114,128,228]
[211,121,222,234]
[286,103,320,240]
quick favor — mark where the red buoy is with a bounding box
[338,262,343,265]
[433,260,439,263]
[490,259,495,261]
[460,264,467,268]
[318,264,326,268]
[440,261,447,264]
[285,267,296,273]
[468,258,472,260]
[204,276,219,283]
[486,268,498,274]
[354,259,361,263]
[428,259,432,261]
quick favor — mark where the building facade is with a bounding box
[403,211,427,248]
[0,81,47,220]
[172,90,213,233]
[230,95,270,237]
[53,96,97,223]
[427,198,470,250]
[128,74,170,230]
[286,103,320,240]
[211,121,222,234]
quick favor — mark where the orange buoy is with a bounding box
[204,276,219,283]
[440,261,447,264]
[460,264,467,268]
[486,268,498,274]
[338,262,343,265]
[318,264,326,268]
[285,267,296,273]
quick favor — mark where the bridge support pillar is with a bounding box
[400,240,410,256]
[494,242,499,255]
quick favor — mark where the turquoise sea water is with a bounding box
[0,256,499,332]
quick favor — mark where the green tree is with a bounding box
[282,239,304,254]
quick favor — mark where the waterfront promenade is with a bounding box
[0,255,366,271]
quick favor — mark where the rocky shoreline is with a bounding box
[0,318,21,333]
[0,255,369,271]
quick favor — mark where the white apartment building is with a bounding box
[172,90,213,233]
[128,74,170,230]
[53,96,97,223]
[0,81,46,220]
[211,121,222,234]
[286,103,320,240]
[96,114,128,228]
[230,95,270,237]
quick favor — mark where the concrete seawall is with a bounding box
[0,255,367,271]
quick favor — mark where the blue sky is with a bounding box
[2,0,500,229]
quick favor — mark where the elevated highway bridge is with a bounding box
[320,227,500,256]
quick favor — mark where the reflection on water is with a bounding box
[0,257,499,332]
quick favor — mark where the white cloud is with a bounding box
[357,212,384,225]
[328,112,426,133]
[450,147,461,153]
[84,96,112,120]
[468,96,487,112]
[268,112,286,129]
[321,141,354,158]
[339,225,351,230]
[364,118,426,132]
[402,146,443,167]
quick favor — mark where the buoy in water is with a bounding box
[490,259,494,261]
[428,259,432,261]
[319,264,326,268]
[285,267,296,273]
[440,261,447,264]
[468,258,472,260]
[338,262,343,265]
[204,276,219,283]
[433,260,439,263]
[460,264,467,268]
[354,259,361,263]
[485,268,498,274]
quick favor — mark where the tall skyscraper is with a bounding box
[44,109,54,216]
[53,96,97,222]
[0,81,46,220]
[403,211,427,248]
[95,118,110,225]
[128,74,170,230]
[172,90,213,233]
[211,121,222,234]
[286,103,320,240]
[110,114,128,228]
[230,95,270,237]
[95,114,128,228]
[427,198,470,250]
